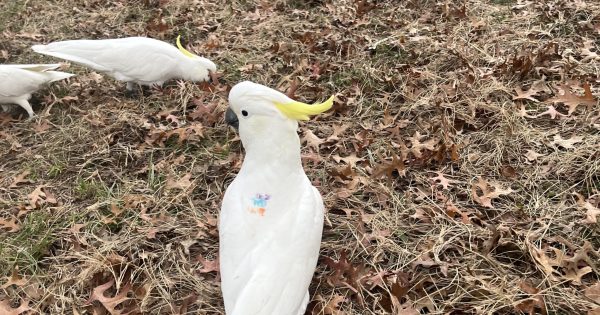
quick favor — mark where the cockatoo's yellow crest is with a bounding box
[176,35,197,58]
[274,95,334,121]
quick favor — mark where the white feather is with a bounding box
[0,64,74,117]
[32,37,216,89]
[220,81,324,315]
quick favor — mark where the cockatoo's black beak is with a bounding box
[225,108,239,129]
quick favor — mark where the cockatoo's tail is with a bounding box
[274,95,334,121]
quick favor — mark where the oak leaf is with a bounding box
[86,280,132,315]
[524,150,544,161]
[165,173,193,191]
[546,83,597,115]
[0,217,21,233]
[471,177,513,208]
[0,299,30,315]
[574,193,600,224]
[9,170,32,188]
[551,134,583,149]
[585,283,600,303]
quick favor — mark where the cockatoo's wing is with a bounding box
[219,178,324,315]
[0,65,74,98]
[32,37,184,83]
[2,64,62,72]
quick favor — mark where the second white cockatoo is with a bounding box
[0,64,74,118]
[220,81,334,315]
[31,36,216,92]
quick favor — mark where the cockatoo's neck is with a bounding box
[238,120,304,181]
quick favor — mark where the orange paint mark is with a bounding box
[248,207,266,216]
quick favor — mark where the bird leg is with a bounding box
[124,82,152,98]
[15,99,35,119]
[124,82,141,98]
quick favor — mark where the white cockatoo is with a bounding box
[220,81,334,315]
[0,64,74,118]
[31,36,216,92]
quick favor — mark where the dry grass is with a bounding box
[1,0,599,314]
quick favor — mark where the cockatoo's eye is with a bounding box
[241,110,249,117]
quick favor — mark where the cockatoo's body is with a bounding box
[0,64,74,117]
[32,36,216,91]
[220,81,333,315]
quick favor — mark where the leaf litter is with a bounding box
[1,0,599,314]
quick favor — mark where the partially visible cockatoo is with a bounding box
[220,81,334,315]
[31,36,216,92]
[0,64,74,118]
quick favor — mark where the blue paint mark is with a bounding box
[252,193,271,207]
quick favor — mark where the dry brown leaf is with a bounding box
[0,217,21,233]
[165,173,193,191]
[1,268,27,289]
[27,185,57,209]
[515,281,547,315]
[430,172,455,190]
[574,193,600,224]
[524,150,544,161]
[0,299,31,315]
[513,86,541,102]
[86,279,131,315]
[471,177,513,208]
[535,105,567,119]
[326,124,350,142]
[9,170,32,188]
[196,255,220,274]
[322,295,346,315]
[585,283,600,303]
[551,134,583,149]
[546,83,597,115]
[302,129,324,152]
[332,153,363,167]
[407,131,438,158]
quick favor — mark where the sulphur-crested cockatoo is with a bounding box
[220,81,334,315]
[0,64,74,118]
[31,36,216,92]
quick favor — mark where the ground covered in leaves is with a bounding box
[1,0,599,314]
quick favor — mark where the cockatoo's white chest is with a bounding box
[219,167,324,315]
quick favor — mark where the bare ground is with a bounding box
[1,0,599,314]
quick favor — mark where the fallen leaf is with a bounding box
[515,281,547,315]
[513,86,541,102]
[1,268,27,289]
[574,193,600,224]
[196,255,219,274]
[302,129,324,152]
[584,283,600,303]
[535,105,567,119]
[471,177,513,208]
[430,172,455,190]
[9,170,32,188]
[546,83,597,115]
[407,131,438,158]
[524,150,544,161]
[0,299,30,315]
[86,279,131,315]
[0,217,21,233]
[551,134,583,149]
[165,173,193,191]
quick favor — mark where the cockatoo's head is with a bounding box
[226,81,334,154]
[176,36,217,82]
[226,81,333,138]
